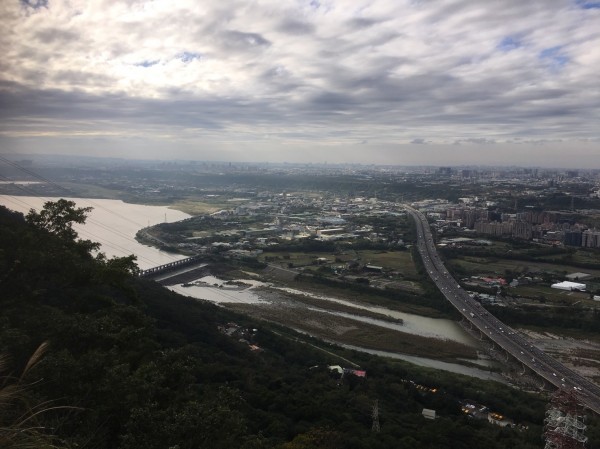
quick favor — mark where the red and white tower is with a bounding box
[544,389,587,449]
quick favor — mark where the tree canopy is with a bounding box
[26,198,93,241]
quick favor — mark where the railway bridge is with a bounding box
[139,255,204,278]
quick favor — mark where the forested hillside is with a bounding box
[0,201,568,448]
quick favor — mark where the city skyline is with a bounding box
[1,0,600,167]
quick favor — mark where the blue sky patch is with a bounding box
[135,60,159,68]
[178,52,202,63]
[576,0,600,9]
[21,0,48,8]
[539,46,569,70]
[498,36,521,51]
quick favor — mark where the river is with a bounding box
[0,195,190,270]
[169,275,506,380]
[169,276,474,345]
[275,286,475,344]
[341,344,506,382]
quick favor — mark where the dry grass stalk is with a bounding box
[0,342,74,449]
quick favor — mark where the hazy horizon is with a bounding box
[5,151,600,173]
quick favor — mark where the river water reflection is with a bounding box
[171,278,477,345]
[341,344,506,383]
[275,286,476,345]
[0,195,190,270]
[168,276,505,380]
[169,276,268,304]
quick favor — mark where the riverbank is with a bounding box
[168,272,482,366]
[228,300,476,362]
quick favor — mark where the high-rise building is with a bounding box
[563,230,582,247]
[512,221,532,240]
[475,220,513,237]
[582,229,600,248]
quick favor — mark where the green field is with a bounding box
[260,249,418,277]
[60,182,124,199]
[259,251,335,267]
[284,277,445,318]
[358,250,418,276]
[512,285,593,305]
[571,250,600,265]
[449,256,600,278]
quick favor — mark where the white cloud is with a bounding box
[1,0,599,166]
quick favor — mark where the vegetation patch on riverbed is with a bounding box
[227,301,477,362]
[278,275,450,318]
[255,286,404,324]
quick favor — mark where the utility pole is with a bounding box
[371,399,380,433]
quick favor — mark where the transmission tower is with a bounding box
[371,399,380,433]
[544,389,587,449]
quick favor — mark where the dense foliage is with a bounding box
[0,202,570,448]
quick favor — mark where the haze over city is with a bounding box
[1,0,599,167]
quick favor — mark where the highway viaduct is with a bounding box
[405,205,600,415]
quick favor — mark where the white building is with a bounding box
[551,281,586,291]
[422,409,436,420]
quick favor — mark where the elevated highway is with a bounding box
[406,205,600,415]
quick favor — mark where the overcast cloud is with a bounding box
[1,0,599,167]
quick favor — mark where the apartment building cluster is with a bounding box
[564,229,600,248]
[430,204,600,248]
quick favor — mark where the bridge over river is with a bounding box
[139,255,205,279]
[406,205,600,415]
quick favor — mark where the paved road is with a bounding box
[405,205,600,415]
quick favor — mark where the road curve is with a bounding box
[405,205,600,415]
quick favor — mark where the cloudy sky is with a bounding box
[1,0,599,167]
